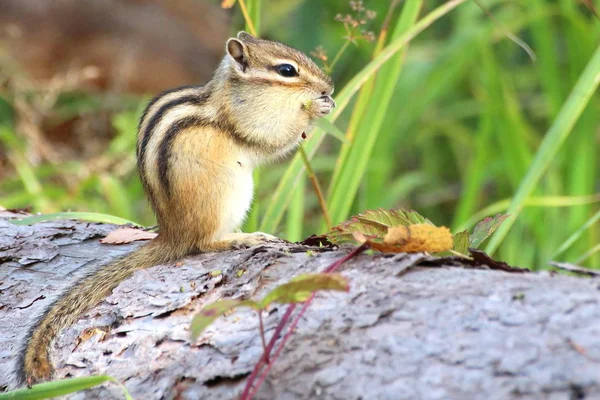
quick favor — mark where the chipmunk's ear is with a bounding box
[237,31,255,41]
[226,38,249,72]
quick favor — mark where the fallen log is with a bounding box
[1,216,599,399]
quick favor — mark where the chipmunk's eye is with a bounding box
[276,64,298,78]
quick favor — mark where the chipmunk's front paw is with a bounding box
[313,95,336,117]
[305,95,335,118]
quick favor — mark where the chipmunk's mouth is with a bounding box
[301,131,307,140]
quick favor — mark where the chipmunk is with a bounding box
[17,31,335,385]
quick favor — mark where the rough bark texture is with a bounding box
[1,217,600,400]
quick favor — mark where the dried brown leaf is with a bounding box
[384,224,453,253]
[326,208,433,244]
[469,249,528,273]
[100,228,157,244]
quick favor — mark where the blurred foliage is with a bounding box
[0,0,599,269]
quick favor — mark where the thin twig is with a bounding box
[473,0,536,62]
[257,310,269,363]
[581,0,600,21]
[298,145,332,231]
[240,304,297,400]
[378,0,403,46]
[328,40,351,73]
[550,261,600,277]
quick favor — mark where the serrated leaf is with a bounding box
[452,230,470,255]
[259,274,349,309]
[357,208,433,227]
[190,299,259,340]
[471,214,509,249]
[326,208,434,244]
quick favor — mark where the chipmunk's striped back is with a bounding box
[136,85,212,217]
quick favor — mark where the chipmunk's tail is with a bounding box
[17,238,183,386]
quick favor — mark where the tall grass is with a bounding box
[1,0,599,269]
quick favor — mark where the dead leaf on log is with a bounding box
[297,234,335,247]
[100,228,157,244]
[352,224,453,254]
[469,249,528,273]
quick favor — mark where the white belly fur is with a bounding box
[217,162,254,239]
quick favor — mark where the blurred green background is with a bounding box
[0,0,598,269]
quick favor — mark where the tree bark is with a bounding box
[1,216,599,399]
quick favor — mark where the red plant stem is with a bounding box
[248,292,316,399]
[241,244,368,399]
[240,304,297,400]
[324,243,368,273]
[257,311,269,363]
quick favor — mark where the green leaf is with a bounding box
[325,208,433,244]
[259,274,349,309]
[452,231,470,254]
[0,375,132,400]
[190,299,259,340]
[9,212,140,226]
[471,214,510,249]
[313,118,350,144]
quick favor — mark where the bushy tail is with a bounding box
[17,238,182,386]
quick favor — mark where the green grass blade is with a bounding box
[486,42,600,254]
[243,169,261,232]
[98,175,133,220]
[550,208,600,261]
[246,0,262,34]
[10,212,140,226]
[574,243,600,265]
[456,194,600,233]
[0,375,132,400]
[313,118,349,144]
[285,175,305,242]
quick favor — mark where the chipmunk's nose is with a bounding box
[321,87,334,97]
